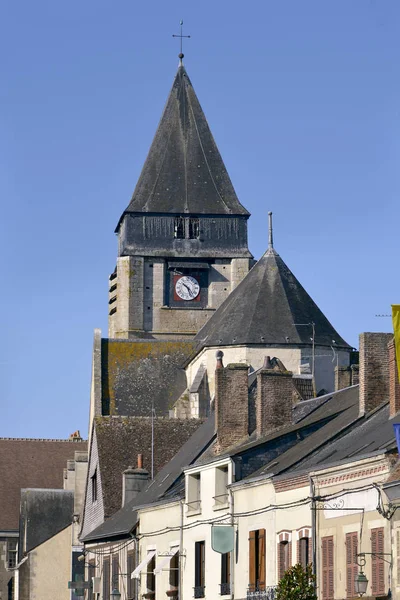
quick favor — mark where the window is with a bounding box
[346,532,358,598]
[220,552,231,595]
[194,541,205,598]
[127,551,136,600]
[249,529,265,592]
[174,217,200,240]
[189,218,200,239]
[146,554,156,597]
[297,529,312,569]
[91,469,97,502]
[214,466,228,508]
[112,553,119,590]
[321,536,334,600]
[169,550,179,597]
[7,539,17,569]
[277,541,291,581]
[174,217,185,239]
[103,557,110,600]
[88,560,96,600]
[371,527,385,596]
[187,473,201,513]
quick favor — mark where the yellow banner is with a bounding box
[392,305,400,382]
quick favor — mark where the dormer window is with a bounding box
[174,217,200,240]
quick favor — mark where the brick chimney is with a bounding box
[359,332,393,415]
[215,352,249,453]
[256,366,293,438]
[389,338,400,418]
[122,454,150,506]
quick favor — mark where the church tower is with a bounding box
[109,60,252,339]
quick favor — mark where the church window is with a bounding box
[91,469,98,502]
[174,217,185,239]
[189,217,200,239]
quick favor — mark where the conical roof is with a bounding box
[195,247,351,349]
[120,65,249,218]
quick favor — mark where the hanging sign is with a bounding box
[211,525,234,554]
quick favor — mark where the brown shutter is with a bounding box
[249,530,256,592]
[397,530,400,585]
[258,529,266,591]
[308,536,313,568]
[346,532,358,598]
[371,527,385,595]
[288,541,292,569]
[321,536,334,600]
[112,553,119,589]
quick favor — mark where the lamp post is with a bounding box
[354,571,368,597]
[355,552,393,598]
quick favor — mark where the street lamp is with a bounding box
[354,571,368,597]
[110,589,121,600]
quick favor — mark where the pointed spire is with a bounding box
[268,211,274,249]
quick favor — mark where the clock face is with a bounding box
[175,275,200,301]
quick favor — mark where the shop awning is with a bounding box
[131,550,156,579]
[154,549,179,574]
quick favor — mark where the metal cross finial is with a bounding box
[172,20,191,65]
[268,211,274,249]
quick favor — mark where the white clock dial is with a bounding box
[175,276,200,301]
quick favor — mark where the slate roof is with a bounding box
[118,65,249,223]
[195,248,351,349]
[19,489,74,555]
[101,338,198,416]
[82,415,215,542]
[94,416,204,519]
[0,438,87,532]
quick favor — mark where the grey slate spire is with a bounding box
[119,65,249,220]
[194,244,351,349]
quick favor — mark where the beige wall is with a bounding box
[28,525,71,600]
[312,455,392,600]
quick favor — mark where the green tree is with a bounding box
[276,563,317,600]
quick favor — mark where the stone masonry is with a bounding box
[389,337,400,418]
[359,332,393,414]
[256,369,293,438]
[215,363,249,453]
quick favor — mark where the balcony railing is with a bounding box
[193,585,205,598]
[247,586,277,600]
[220,582,231,595]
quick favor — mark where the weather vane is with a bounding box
[172,20,190,63]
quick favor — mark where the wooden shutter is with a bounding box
[258,529,266,591]
[127,551,135,599]
[371,527,385,595]
[321,536,334,600]
[112,553,119,589]
[397,530,400,586]
[309,536,313,567]
[345,532,358,598]
[103,557,110,600]
[249,530,256,592]
[298,537,309,569]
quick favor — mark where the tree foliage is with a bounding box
[276,563,317,600]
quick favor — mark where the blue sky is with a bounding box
[1,1,399,438]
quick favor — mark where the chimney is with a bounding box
[389,338,400,418]
[122,454,150,506]
[359,332,393,415]
[335,366,352,391]
[256,366,293,438]
[215,353,249,453]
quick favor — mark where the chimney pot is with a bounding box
[137,454,143,469]
[216,350,224,370]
